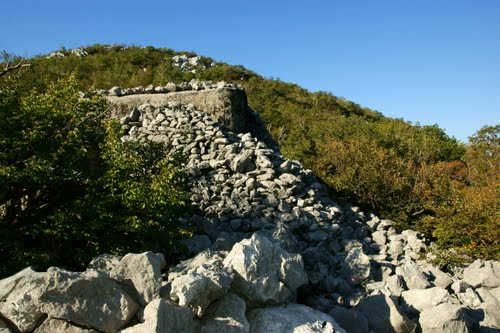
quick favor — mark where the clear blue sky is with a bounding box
[1,0,499,142]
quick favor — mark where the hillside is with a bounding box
[1,44,498,266]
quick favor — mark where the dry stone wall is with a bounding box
[1,84,499,333]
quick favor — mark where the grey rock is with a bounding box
[421,264,453,289]
[182,235,213,255]
[169,250,233,317]
[341,247,371,285]
[355,295,417,333]
[401,287,450,315]
[463,260,500,288]
[121,299,199,333]
[385,274,406,297]
[109,86,123,96]
[129,107,141,122]
[452,280,471,294]
[200,292,250,333]
[371,230,387,247]
[328,306,369,333]
[223,233,308,305]
[247,303,347,333]
[39,268,138,333]
[475,287,500,330]
[457,287,482,309]
[111,252,163,306]
[0,267,47,332]
[396,261,431,290]
[419,303,473,333]
[230,149,255,173]
[34,318,99,333]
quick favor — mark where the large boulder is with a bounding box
[111,252,164,306]
[355,295,417,333]
[0,267,47,332]
[121,299,199,333]
[38,268,138,333]
[419,303,473,333]
[168,250,233,317]
[247,303,347,333]
[463,260,500,288]
[401,287,451,315]
[223,233,308,305]
[200,292,250,333]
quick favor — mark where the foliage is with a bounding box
[0,74,189,277]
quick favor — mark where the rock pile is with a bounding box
[1,84,499,333]
[171,54,215,73]
[46,47,88,59]
[0,236,346,333]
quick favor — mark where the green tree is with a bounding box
[0,74,189,277]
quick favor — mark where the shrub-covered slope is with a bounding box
[1,45,498,262]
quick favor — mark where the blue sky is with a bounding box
[1,0,499,142]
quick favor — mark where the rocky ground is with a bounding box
[1,83,499,333]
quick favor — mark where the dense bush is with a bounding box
[0,73,189,277]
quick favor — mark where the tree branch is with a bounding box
[0,58,31,78]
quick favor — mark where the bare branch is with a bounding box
[0,58,31,78]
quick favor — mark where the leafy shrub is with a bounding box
[0,74,189,277]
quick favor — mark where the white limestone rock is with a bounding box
[121,299,199,333]
[355,295,417,333]
[200,292,249,333]
[111,252,164,306]
[396,261,431,290]
[247,303,347,333]
[475,287,500,330]
[223,233,308,305]
[168,250,233,317]
[0,267,47,332]
[38,267,138,333]
[463,260,500,288]
[419,303,473,333]
[401,287,451,315]
[34,318,99,333]
[341,247,371,285]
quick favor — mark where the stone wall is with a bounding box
[105,81,251,134]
